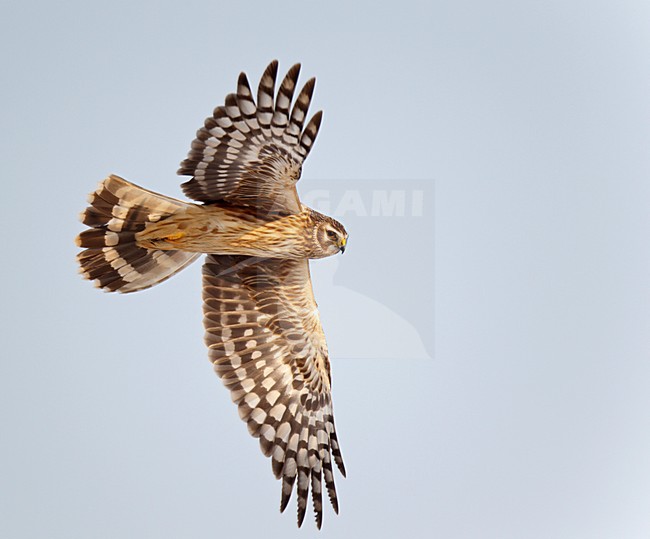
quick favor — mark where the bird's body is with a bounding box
[135,199,338,259]
[75,61,348,529]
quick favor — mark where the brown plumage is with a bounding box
[75,60,348,528]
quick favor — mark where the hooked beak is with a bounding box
[339,236,347,254]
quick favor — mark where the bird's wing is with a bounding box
[178,61,322,215]
[202,255,345,528]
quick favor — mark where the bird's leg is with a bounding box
[136,218,188,250]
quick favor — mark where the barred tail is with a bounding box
[75,174,200,293]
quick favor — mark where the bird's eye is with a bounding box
[326,230,338,240]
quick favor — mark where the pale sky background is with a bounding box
[3,1,650,537]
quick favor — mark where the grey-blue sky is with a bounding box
[2,1,650,538]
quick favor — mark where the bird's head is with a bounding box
[312,214,349,258]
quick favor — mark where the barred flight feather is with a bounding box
[76,175,200,293]
[203,255,345,529]
[178,60,323,215]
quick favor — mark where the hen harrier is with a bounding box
[75,61,348,528]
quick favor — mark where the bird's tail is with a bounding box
[75,174,201,293]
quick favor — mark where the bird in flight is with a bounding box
[75,60,348,529]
